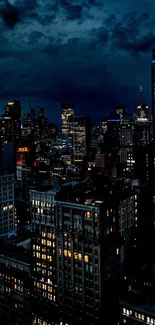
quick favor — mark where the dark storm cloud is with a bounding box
[0,0,154,120]
[109,11,155,55]
[60,1,83,21]
[0,1,20,28]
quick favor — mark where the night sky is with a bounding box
[0,0,155,126]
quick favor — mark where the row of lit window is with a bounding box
[32,200,51,207]
[41,240,55,247]
[85,212,99,217]
[42,232,55,239]
[58,249,89,262]
[0,275,22,285]
[34,281,53,292]
[33,317,52,325]
[123,308,155,324]
[34,252,52,261]
[3,205,13,211]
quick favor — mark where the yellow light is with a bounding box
[84,255,89,263]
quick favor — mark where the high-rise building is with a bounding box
[0,249,31,325]
[30,187,120,325]
[0,173,15,234]
[105,119,120,163]
[1,100,21,144]
[135,85,149,121]
[73,116,91,162]
[22,112,33,137]
[120,119,134,163]
[152,48,155,140]
[61,104,74,134]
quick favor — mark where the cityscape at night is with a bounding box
[1,1,155,325]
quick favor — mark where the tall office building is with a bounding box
[152,48,155,140]
[73,116,91,162]
[136,85,149,121]
[1,100,21,144]
[22,112,33,137]
[30,186,120,325]
[0,173,15,234]
[61,104,74,134]
[120,119,134,163]
[105,119,120,163]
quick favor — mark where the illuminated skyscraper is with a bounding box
[61,104,74,134]
[136,85,149,121]
[1,100,21,144]
[152,48,155,140]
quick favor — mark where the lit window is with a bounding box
[42,254,46,260]
[123,308,126,314]
[48,294,52,300]
[42,232,46,237]
[86,211,90,217]
[47,255,52,262]
[47,240,51,246]
[68,250,71,258]
[107,210,109,216]
[95,213,98,217]
[78,253,82,260]
[84,255,88,262]
[37,208,40,213]
[48,286,52,292]
[116,248,119,255]
[64,250,68,256]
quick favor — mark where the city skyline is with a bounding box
[0,0,155,125]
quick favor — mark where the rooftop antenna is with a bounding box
[140,78,143,105]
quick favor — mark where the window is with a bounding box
[84,255,89,262]
[42,254,46,260]
[78,253,82,260]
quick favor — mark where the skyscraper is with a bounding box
[61,104,74,134]
[1,100,21,144]
[73,116,91,162]
[151,48,155,140]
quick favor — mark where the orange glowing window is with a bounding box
[17,147,29,153]
[84,255,89,262]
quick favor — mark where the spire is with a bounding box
[140,84,143,105]
[139,76,143,106]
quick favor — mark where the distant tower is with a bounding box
[152,48,155,140]
[61,104,74,134]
